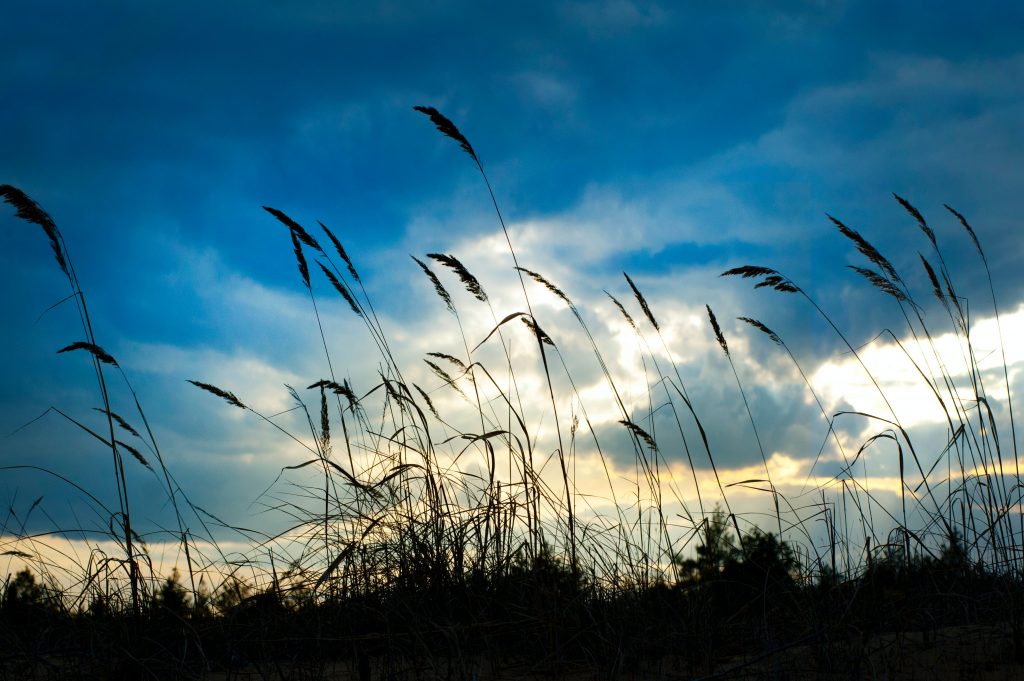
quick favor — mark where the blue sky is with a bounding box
[2,1,1023,563]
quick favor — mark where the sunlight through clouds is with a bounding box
[811,304,1024,431]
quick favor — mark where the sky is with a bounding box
[2,0,1023,575]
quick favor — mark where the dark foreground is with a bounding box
[2,550,1023,680]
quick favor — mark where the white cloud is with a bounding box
[811,303,1024,431]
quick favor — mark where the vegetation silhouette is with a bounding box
[1,107,1023,679]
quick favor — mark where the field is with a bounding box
[1,108,1022,680]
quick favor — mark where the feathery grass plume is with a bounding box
[0,185,67,276]
[720,265,800,293]
[605,291,637,330]
[944,203,985,259]
[308,379,344,391]
[706,305,729,356]
[943,269,964,320]
[424,359,466,397]
[919,254,946,304]
[57,341,119,367]
[116,440,151,470]
[318,221,360,282]
[413,105,478,163]
[827,214,902,284]
[620,419,657,451]
[319,386,330,453]
[93,408,140,437]
[426,352,467,373]
[411,256,454,313]
[187,380,246,409]
[623,272,659,330]
[521,316,555,346]
[381,375,403,407]
[848,265,908,302]
[290,230,311,289]
[894,193,936,248]
[413,383,440,419]
[262,206,323,253]
[333,379,359,410]
[737,317,782,345]
[516,267,573,307]
[722,264,775,280]
[316,261,361,315]
[428,253,488,302]
[305,376,350,393]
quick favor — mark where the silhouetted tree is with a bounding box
[153,567,189,616]
[3,569,47,608]
[727,527,799,591]
[675,506,738,583]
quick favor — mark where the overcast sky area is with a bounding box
[2,1,1023,568]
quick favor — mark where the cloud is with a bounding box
[733,53,1024,266]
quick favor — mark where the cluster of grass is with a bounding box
[1,108,1022,680]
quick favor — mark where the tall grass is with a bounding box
[1,111,1022,679]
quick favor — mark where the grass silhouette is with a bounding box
[1,109,1022,679]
